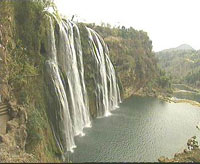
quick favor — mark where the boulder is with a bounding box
[158,156,167,162]
[184,149,189,154]
[18,107,27,124]
[6,119,19,132]
[174,153,180,157]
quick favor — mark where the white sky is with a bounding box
[54,0,200,52]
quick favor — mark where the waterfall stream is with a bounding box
[87,27,121,117]
[44,12,121,154]
[45,16,75,153]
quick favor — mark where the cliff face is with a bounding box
[0,1,60,162]
[0,101,37,162]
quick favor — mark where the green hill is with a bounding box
[161,44,195,53]
[156,45,200,88]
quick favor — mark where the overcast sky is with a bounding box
[54,0,200,52]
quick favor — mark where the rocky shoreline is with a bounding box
[158,136,200,162]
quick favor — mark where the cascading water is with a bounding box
[105,55,122,110]
[45,16,76,153]
[44,10,121,155]
[45,13,91,153]
[86,27,121,117]
[56,19,91,136]
[72,22,90,122]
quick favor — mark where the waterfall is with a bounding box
[45,14,91,153]
[86,28,121,117]
[45,16,76,153]
[56,19,91,136]
[44,10,121,154]
[72,22,91,122]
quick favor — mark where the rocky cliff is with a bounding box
[0,1,60,162]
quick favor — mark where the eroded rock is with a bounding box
[0,101,37,162]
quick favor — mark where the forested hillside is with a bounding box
[156,45,200,89]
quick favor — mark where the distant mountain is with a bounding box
[175,44,194,51]
[159,44,195,53]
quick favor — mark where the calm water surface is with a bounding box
[69,96,200,162]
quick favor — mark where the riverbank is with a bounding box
[172,84,200,93]
[130,86,172,100]
[158,85,200,108]
[169,98,200,108]
[132,90,200,108]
